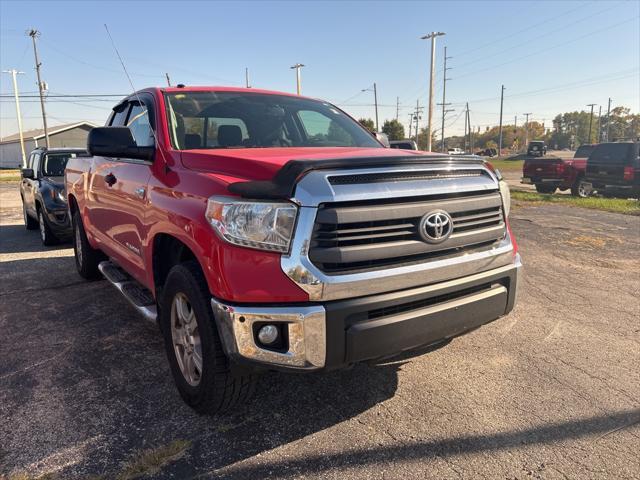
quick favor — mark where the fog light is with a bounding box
[257,325,279,345]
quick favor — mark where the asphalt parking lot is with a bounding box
[1,181,639,479]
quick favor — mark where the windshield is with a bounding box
[165,91,381,150]
[41,153,76,177]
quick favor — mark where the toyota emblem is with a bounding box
[419,210,453,244]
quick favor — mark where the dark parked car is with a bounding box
[20,147,88,245]
[389,139,418,150]
[476,148,497,157]
[585,142,640,198]
[527,141,547,157]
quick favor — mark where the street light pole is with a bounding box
[586,103,596,143]
[523,112,532,148]
[28,28,50,148]
[361,84,379,131]
[290,63,304,95]
[498,85,505,156]
[421,31,445,151]
[3,69,27,166]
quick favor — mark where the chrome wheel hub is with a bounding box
[171,292,202,386]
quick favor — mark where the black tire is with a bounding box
[72,209,103,280]
[160,261,256,414]
[38,208,59,246]
[571,177,591,198]
[23,201,38,230]
[535,184,556,194]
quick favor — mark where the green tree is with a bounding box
[381,119,405,140]
[358,118,375,132]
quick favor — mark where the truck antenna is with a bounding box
[103,24,168,166]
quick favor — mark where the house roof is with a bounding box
[0,122,97,144]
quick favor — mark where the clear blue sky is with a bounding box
[1,0,638,138]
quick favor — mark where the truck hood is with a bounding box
[180,147,433,182]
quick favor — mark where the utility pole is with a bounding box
[408,114,413,139]
[415,99,420,146]
[605,97,612,141]
[2,69,27,166]
[290,63,304,95]
[586,103,596,143]
[396,96,400,121]
[596,105,602,142]
[245,67,251,88]
[165,73,172,87]
[28,29,49,148]
[421,31,445,151]
[361,83,379,131]
[498,85,505,156]
[523,112,532,148]
[466,103,471,153]
[438,46,452,152]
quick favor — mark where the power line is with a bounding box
[453,16,639,81]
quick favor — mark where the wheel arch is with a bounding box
[150,233,208,298]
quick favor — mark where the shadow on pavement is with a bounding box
[212,408,640,479]
[0,223,71,254]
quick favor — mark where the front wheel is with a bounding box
[160,261,256,414]
[72,210,104,279]
[38,209,58,246]
[535,184,556,194]
[571,177,591,198]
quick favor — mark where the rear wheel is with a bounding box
[571,177,591,198]
[160,261,256,414]
[72,210,103,279]
[23,201,38,230]
[535,184,556,194]
[38,209,59,246]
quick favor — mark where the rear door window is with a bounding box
[590,143,633,165]
[574,145,595,158]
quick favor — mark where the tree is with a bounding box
[358,118,375,132]
[381,119,405,140]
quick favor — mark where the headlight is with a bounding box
[205,197,297,253]
[50,188,66,203]
[499,179,511,217]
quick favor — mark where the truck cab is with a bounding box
[65,86,521,413]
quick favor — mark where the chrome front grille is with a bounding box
[309,191,505,273]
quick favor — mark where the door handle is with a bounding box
[105,173,117,186]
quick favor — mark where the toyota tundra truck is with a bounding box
[65,86,521,413]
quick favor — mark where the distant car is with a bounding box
[522,144,597,196]
[20,147,88,245]
[447,148,464,155]
[527,141,547,157]
[475,148,497,157]
[585,142,639,198]
[389,139,418,150]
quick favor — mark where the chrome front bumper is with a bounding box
[212,254,522,371]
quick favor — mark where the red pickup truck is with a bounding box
[521,144,596,197]
[65,86,521,413]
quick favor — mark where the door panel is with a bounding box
[88,158,152,284]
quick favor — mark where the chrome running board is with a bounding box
[98,261,157,322]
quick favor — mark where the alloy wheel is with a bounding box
[170,292,203,386]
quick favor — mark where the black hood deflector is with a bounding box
[227,154,486,199]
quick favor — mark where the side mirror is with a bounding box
[87,127,154,161]
[374,132,390,148]
[21,168,34,179]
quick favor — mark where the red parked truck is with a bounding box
[65,86,521,413]
[521,144,597,197]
